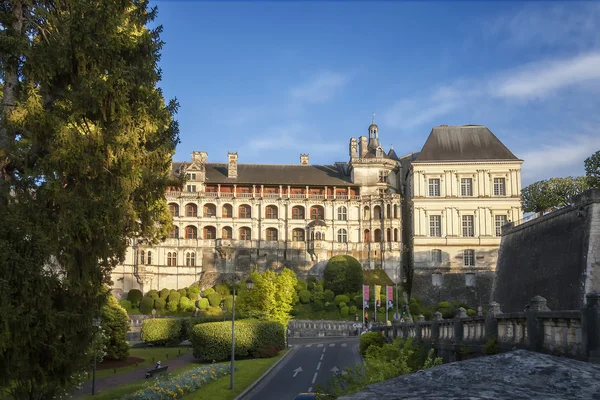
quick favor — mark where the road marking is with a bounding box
[341,343,347,347]
[320,354,324,361]
[329,343,335,347]
[305,344,312,347]
[316,362,321,370]
[331,366,339,373]
[317,344,323,347]
[293,367,303,377]
[308,386,312,392]
[311,372,318,384]
[323,348,326,353]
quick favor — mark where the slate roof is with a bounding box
[387,148,400,161]
[172,162,353,186]
[414,125,520,162]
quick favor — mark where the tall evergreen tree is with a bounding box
[0,0,179,398]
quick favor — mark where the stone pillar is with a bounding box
[526,295,549,352]
[454,307,467,341]
[485,301,501,340]
[583,292,600,363]
[431,311,442,341]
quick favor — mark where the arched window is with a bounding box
[387,228,392,242]
[364,229,370,243]
[265,205,278,219]
[185,225,197,239]
[169,226,179,239]
[292,228,305,242]
[185,203,197,217]
[203,226,216,239]
[311,231,315,240]
[315,232,322,240]
[139,250,145,264]
[386,204,391,219]
[266,228,278,241]
[186,252,196,266]
[292,206,305,219]
[374,205,382,220]
[203,203,216,217]
[310,205,324,220]
[239,204,251,219]
[147,251,152,265]
[337,206,347,221]
[239,227,251,240]
[222,226,232,239]
[394,205,398,219]
[394,228,399,242]
[168,203,179,217]
[363,206,370,220]
[167,252,177,266]
[374,229,382,242]
[337,229,347,243]
[222,204,233,218]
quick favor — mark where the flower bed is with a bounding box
[121,364,230,399]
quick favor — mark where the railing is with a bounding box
[288,320,361,338]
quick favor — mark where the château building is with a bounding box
[110,123,522,304]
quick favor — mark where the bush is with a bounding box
[141,318,183,344]
[179,296,193,312]
[127,289,143,308]
[323,255,363,295]
[325,302,337,312]
[252,344,281,359]
[360,332,384,356]
[177,288,187,298]
[118,299,132,313]
[338,302,347,309]
[187,286,201,300]
[423,309,434,321]
[438,301,451,309]
[295,280,307,292]
[307,281,316,291]
[190,320,285,361]
[441,308,456,319]
[323,289,335,303]
[198,298,210,309]
[101,296,130,360]
[340,306,349,317]
[207,293,222,308]
[311,300,323,312]
[203,287,216,296]
[214,283,231,297]
[410,302,422,317]
[159,288,170,299]
[139,297,154,315]
[349,305,357,315]
[334,294,350,306]
[354,294,363,305]
[467,308,477,317]
[223,296,233,312]
[154,298,166,312]
[167,291,181,303]
[299,290,311,304]
[204,306,223,317]
[166,300,179,312]
[146,290,159,299]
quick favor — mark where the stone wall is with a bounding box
[411,270,494,307]
[493,189,600,313]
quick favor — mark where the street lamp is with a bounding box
[91,317,101,396]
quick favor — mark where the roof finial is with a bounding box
[372,112,375,124]
[390,144,394,150]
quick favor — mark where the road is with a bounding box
[242,336,362,400]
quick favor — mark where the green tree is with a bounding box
[101,295,130,360]
[585,150,600,189]
[521,176,588,216]
[323,255,363,295]
[0,1,178,397]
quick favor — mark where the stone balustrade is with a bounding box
[287,319,362,338]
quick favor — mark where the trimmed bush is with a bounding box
[223,295,233,312]
[179,296,193,312]
[146,290,159,299]
[360,332,384,355]
[440,308,456,319]
[139,297,154,315]
[438,301,451,309]
[311,300,323,312]
[118,299,132,313]
[207,293,222,308]
[252,344,281,359]
[188,286,201,300]
[198,297,210,309]
[325,302,337,312]
[102,296,130,360]
[295,280,307,292]
[214,283,231,297]
[354,294,363,305]
[190,320,285,361]
[177,288,187,298]
[323,289,335,303]
[141,318,183,344]
[166,300,178,312]
[159,288,170,299]
[338,302,347,309]
[154,298,166,311]
[467,308,477,317]
[298,290,311,304]
[127,289,143,308]
[323,255,363,295]
[181,316,244,341]
[203,287,215,296]
[340,306,349,317]
[307,281,315,291]
[334,294,350,306]
[410,302,422,317]
[167,291,181,303]
[349,305,357,315]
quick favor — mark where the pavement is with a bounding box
[240,337,362,400]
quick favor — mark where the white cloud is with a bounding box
[382,97,459,130]
[246,123,344,154]
[289,71,349,104]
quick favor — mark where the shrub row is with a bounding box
[141,316,245,343]
[190,320,285,361]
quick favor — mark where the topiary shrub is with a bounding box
[159,288,170,299]
[349,305,357,315]
[323,255,363,295]
[423,309,434,321]
[360,332,384,355]
[323,289,335,303]
[166,300,179,312]
[438,301,451,309]
[410,302,422,317]
[203,287,216,296]
[177,288,187,298]
[187,286,201,300]
[307,281,315,291]
[295,280,308,292]
[141,318,183,344]
[207,293,222,308]
[334,294,350,306]
[441,308,456,319]
[340,306,349,318]
[102,296,130,360]
[311,300,323,312]
[204,306,223,317]
[167,291,181,304]
[214,283,231,297]
[139,297,154,315]
[127,289,143,308]
[198,298,210,309]
[190,320,285,361]
[298,290,311,304]
[118,299,132,313]
[325,302,337,312]
[354,294,363,305]
[179,296,193,312]
[252,344,281,359]
[146,290,159,299]
[223,295,233,312]
[338,302,347,309]
[154,298,166,312]
[467,308,477,317]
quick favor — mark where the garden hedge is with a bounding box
[190,320,285,361]
[141,318,183,344]
[127,289,143,308]
[139,297,154,315]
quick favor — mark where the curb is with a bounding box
[233,346,297,400]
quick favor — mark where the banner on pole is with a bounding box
[386,285,393,309]
[375,285,381,308]
[363,285,370,309]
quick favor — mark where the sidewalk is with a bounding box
[73,352,198,398]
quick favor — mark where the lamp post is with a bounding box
[91,317,101,396]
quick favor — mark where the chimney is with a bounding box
[349,138,358,159]
[192,151,208,164]
[300,154,309,165]
[227,152,238,178]
[359,136,368,157]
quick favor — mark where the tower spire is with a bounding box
[372,112,375,124]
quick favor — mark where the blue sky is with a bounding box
[152,1,600,186]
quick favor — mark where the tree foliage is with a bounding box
[521,176,589,215]
[101,295,130,360]
[585,150,600,189]
[323,255,363,295]
[0,0,178,397]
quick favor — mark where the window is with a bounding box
[432,273,443,287]
[310,206,324,220]
[167,252,177,266]
[147,251,152,265]
[203,203,216,217]
[222,226,232,239]
[203,226,216,239]
[187,173,196,180]
[186,252,196,266]
[168,203,179,217]
[429,215,441,237]
[337,206,347,221]
[462,215,474,237]
[292,206,304,219]
[292,228,305,242]
[363,206,370,219]
[186,184,196,192]
[239,227,251,240]
[465,273,476,287]
[265,205,278,219]
[363,229,370,243]
[169,226,179,239]
[463,249,475,267]
[315,232,322,240]
[337,229,347,243]
[374,229,382,242]
[266,228,278,241]
[185,204,197,217]
[493,178,506,196]
[386,228,391,242]
[393,205,398,219]
[238,205,251,218]
[374,205,382,220]
[495,215,508,236]
[378,188,386,197]
[139,250,145,265]
[460,178,473,196]
[431,249,442,263]
[185,226,197,239]
[222,204,232,218]
[394,228,399,242]
[378,170,388,183]
[428,178,440,196]
[386,204,391,219]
